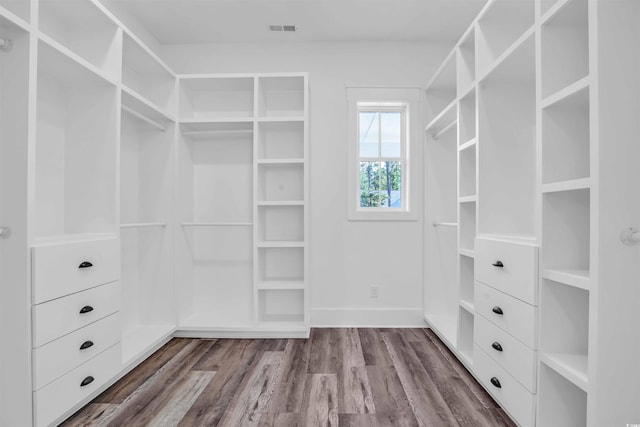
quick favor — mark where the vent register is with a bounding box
[269,25,297,32]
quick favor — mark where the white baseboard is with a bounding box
[310,307,427,327]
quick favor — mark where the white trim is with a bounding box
[311,308,426,327]
[346,87,422,221]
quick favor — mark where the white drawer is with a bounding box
[33,281,121,348]
[475,237,538,305]
[474,315,537,392]
[33,312,121,390]
[34,343,121,427]
[32,237,120,304]
[474,345,535,427]
[475,281,537,348]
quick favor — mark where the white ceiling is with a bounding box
[108,0,487,44]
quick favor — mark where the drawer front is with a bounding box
[475,281,537,348]
[474,315,537,392]
[33,238,120,304]
[33,281,121,348]
[34,343,121,427]
[474,345,535,427]
[33,312,121,390]
[475,237,538,304]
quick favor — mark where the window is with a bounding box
[347,87,421,220]
[358,105,406,209]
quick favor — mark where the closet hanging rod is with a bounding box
[433,120,457,140]
[122,105,166,132]
[181,129,253,136]
[432,222,458,227]
[120,222,167,229]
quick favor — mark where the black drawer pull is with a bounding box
[80,376,94,387]
[492,306,504,315]
[491,342,503,352]
[80,340,94,350]
[79,305,94,314]
[490,377,501,388]
[78,261,93,269]
[492,261,504,268]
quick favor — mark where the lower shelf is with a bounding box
[539,352,588,392]
[424,313,457,349]
[122,324,175,366]
[177,312,309,338]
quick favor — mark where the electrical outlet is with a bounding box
[370,285,379,298]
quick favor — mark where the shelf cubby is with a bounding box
[35,41,117,240]
[476,0,534,77]
[122,33,175,116]
[542,188,589,276]
[459,144,476,198]
[179,76,254,120]
[542,84,589,184]
[459,201,476,251]
[0,0,29,23]
[258,289,304,323]
[258,76,305,118]
[258,247,304,283]
[540,279,589,389]
[38,0,121,81]
[458,308,474,365]
[537,357,587,427]
[459,254,474,307]
[258,205,304,243]
[426,54,456,121]
[541,0,589,98]
[457,30,475,96]
[258,163,304,202]
[458,89,476,145]
[478,35,536,238]
[257,120,304,160]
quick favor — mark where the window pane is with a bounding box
[359,161,382,207]
[380,112,401,157]
[359,112,379,157]
[379,161,402,208]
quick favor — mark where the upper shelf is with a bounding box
[0,1,30,28]
[425,52,456,122]
[180,76,255,121]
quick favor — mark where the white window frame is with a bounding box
[347,87,421,221]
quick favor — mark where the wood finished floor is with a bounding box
[61,328,516,427]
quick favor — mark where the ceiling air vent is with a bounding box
[269,25,296,32]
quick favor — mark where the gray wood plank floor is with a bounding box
[60,328,515,427]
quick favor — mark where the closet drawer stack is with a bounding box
[473,237,538,427]
[31,237,121,427]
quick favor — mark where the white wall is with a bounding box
[162,41,449,326]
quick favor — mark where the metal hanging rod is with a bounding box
[433,120,457,140]
[122,105,166,132]
[181,222,253,227]
[432,222,458,227]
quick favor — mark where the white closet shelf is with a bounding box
[33,233,117,246]
[459,299,475,314]
[542,178,590,193]
[257,241,304,248]
[257,158,304,165]
[459,248,475,258]
[542,269,590,291]
[257,200,304,206]
[38,33,117,87]
[540,352,588,392]
[122,85,175,124]
[541,76,590,109]
[181,222,253,227]
[257,281,305,290]
[459,138,477,152]
[478,27,536,83]
[0,6,30,31]
[425,99,457,133]
[424,313,458,349]
[459,195,477,203]
[179,117,254,124]
[120,222,167,229]
[541,0,574,25]
[257,116,305,123]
